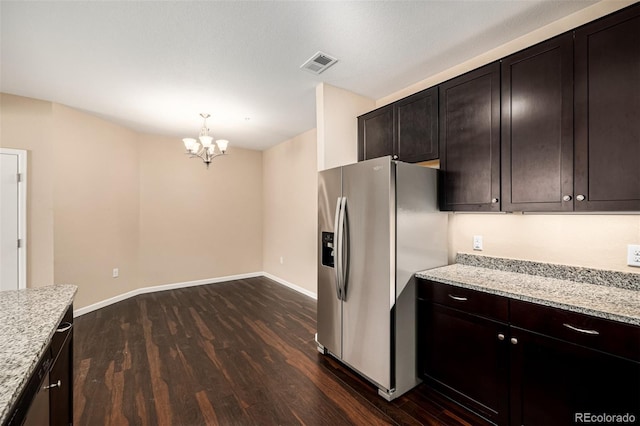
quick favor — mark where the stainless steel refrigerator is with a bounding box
[316,156,447,400]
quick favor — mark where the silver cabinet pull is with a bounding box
[491,198,499,204]
[510,337,518,345]
[563,323,599,335]
[448,294,468,302]
[497,333,505,341]
[562,195,572,202]
[56,322,72,333]
[576,194,585,201]
[43,380,61,390]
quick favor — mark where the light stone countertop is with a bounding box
[416,255,640,327]
[0,284,77,424]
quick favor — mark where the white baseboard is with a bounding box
[73,271,316,317]
[73,272,262,317]
[262,272,317,300]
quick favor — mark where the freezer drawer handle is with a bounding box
[563,323,600,335]
[448,294,468,302]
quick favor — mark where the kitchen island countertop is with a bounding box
[416,255,640,326]
[0,284,77,424]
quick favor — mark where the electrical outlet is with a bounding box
[473,235,483,251]
[279,256,284,265]
[112,268,119,278]
[627,244,640,267]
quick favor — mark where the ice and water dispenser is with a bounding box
[321,232,335,268]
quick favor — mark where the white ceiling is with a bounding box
[1,1,597,151]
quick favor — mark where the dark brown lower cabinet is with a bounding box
[49,315,73,426]
[417,279,640,425]
[418,301,509,424]
[509,327,640,426]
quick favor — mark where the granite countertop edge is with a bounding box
[0,284,77,425]
[416,259,640,327]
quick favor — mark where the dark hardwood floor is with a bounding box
[73,276,490,425]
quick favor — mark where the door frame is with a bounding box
[1,148,27,290]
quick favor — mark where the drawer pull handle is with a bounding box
[497,333,505,341]
[510,337,518,345]
[43,380,61,390]
[448,294,468,302]
[563,323,599,335]
[56,322,72,333]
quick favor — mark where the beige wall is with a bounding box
[138,133,263,287]
[316,83,374,171]
[1,93,265,309]
[450,214,640,273]
[262,129,317,294]
[0,94,55,287]
[52,104,141,308]
[320,0,640,275]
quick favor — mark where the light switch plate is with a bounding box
[627,244,640,267]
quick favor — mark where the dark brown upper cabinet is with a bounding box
[357,87,438,163]
[358,104,394,161]
[501,33,574,212]
[574,4,640,211]
[395,87,438,162]
[439,62,501,212]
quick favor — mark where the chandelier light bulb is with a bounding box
[199,135,214,147]
[183,138,197,151]
[216,139,229,153]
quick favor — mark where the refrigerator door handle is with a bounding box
[340,197,349,301]
[333,197,343,300]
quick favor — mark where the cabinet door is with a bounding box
[357,104,394,161]
[439,63,501,211]
[418,301,509,424]
[510,327,640,426]
[501,34,574,212]
[396,87,438,162]
[574,4,640,211]
[49,306,73,426]
[49,333,72,426]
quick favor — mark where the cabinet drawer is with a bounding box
[417,280,509,322]
[511,299,639,361]
[50,305,73,362]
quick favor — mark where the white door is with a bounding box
[0,149,27,291]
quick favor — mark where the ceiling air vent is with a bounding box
[300,51,338,75]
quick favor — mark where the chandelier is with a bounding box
[182,113,229,168]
